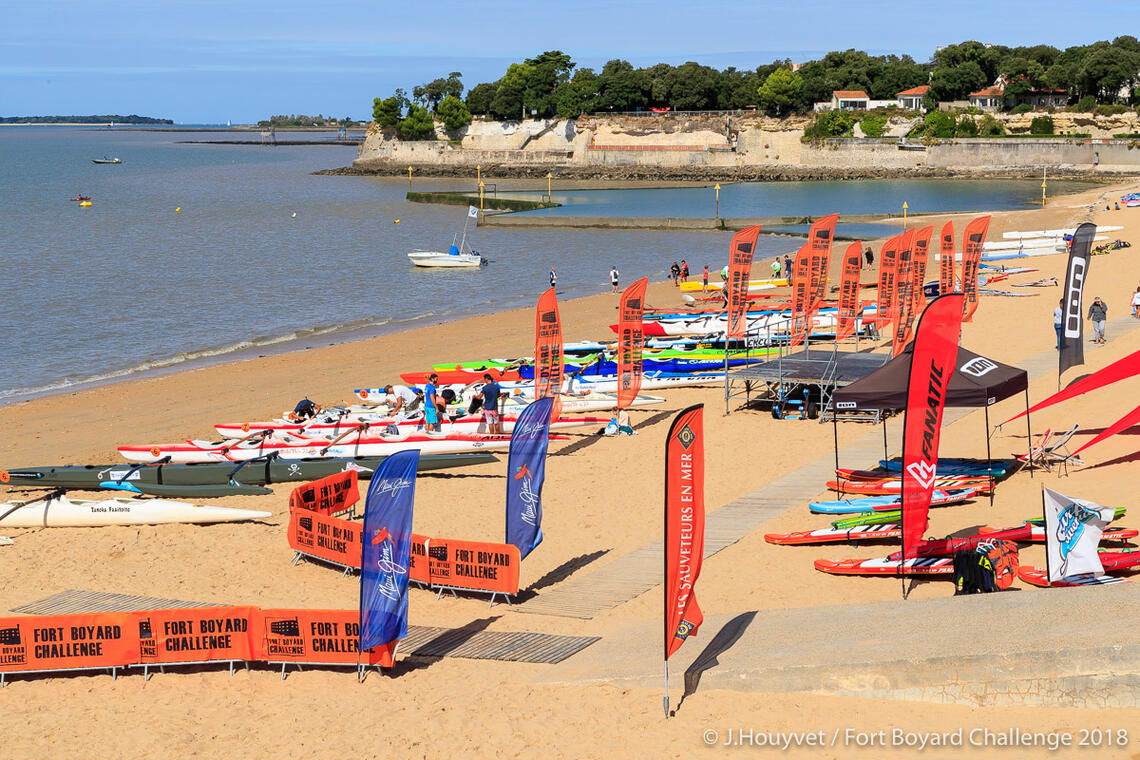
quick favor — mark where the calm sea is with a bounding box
[0,127,1085,402]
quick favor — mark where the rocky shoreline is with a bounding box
[315,162,1119,182]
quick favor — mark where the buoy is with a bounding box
[175,207,181,213]
[291,212,297,218]
[79,201,92,207]
[394,219,400,224]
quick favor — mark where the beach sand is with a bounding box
[2,180,1140,758]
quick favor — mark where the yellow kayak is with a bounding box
[679,278,787,292]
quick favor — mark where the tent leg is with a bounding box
[985,406,993,506]
[882,417,888,464]
[833,416,841,498]
[1024,389,1033,480]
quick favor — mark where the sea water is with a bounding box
[0,127,1087,402]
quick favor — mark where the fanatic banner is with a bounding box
[359,449,419,663]
[836,241,862,340]
[505,397,554,560]
[618,277,649,408]
[664,404,705,660]
[938,221,955,296]
[900,294,965,562]
[1043,488,1113,582]
[534,288,564,402]
[727,226,762,338]
[960,216,991,323]
[1060,222,1097,378]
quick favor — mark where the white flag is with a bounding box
[1043,487,1113,582]
[468,205,479,218]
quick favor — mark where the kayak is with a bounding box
[0,452,497,494]
[1018,550,1140,587]
[814,556,955,576]
[118,431,558,463]
[679,278,784,292]
[496,372,724,394]
[214,412,607,439]
[836,466,1004,481]
[808,488,978,515]
[0,493,271,528]
[826,477,994,496]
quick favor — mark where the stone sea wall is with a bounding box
[347,112,1140,179]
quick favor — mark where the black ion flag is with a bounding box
[1059,223,1096,379]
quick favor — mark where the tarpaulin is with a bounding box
[288,506,362,568]
[0,612,135,673]
[410,536,520,594]
[254,609,387,666]
[133,607,256,664]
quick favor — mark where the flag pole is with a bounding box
[663,438,669,720]
[663,659,670,718]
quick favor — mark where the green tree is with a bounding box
[669,61,721,110]
[523,51,576,117]
[397,104,436,140]
[914,110,956,138]
[594,59,645,111]
[569,67,600,113]
[803,110,856,139]
[928,61,988,102]
[372,96,402,127]
[955,114,978,136]
[465,81,498,116]
[1030,115,1054,134]
[999,56,1046,108]
[978,114,1005,136]
[414,72,465,112]
[437,95,472,131]
[556,83,585,117]
[757,68,803,115]
[490,63,531,119]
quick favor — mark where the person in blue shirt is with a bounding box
[288,398,321,421]
[480,373,503,434]
[423,373,442,432]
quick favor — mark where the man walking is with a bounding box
[1088,296,1108,344]
[549,268,557,289]
[480,373,503,434]
[783,253,793,283]
[610,266,620,293]
[424,373,443,432]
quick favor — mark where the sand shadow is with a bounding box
[1078,449,1140,471]
[515,549,610,602]
[551,409,679,457]
[388,616,501,675]
[673,611,758,715]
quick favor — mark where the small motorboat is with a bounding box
[68,195,92,201]
[92,157,122,164]
[408,205,487,268]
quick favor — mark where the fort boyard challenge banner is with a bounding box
[617,276,649,408]
[875,234,901,332]
[665,404,705,660]
[890,228,916,356]
[727,226,762,338]
[836,241,862,340]
[960,215,991,323]
[806,213,839,314]
[939,221,956,296]
[789,244,812,347]
[1060,222,1097,378]
[901,294,964,563]
[534,287,564,405]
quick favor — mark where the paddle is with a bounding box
[320,423,371,456]
[219,428,274,455]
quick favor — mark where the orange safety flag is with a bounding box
[288,506,363,568]
[807,213,839,313]
[0,612,136,673]
[727,226,762,337]
[288,471,360,516]
[133,607,256,665]
[253,609,389,666]
[901,294,965,563]
[534,288,563,417]
[960,216,991,323]
[891,229,917,356]
[875,235,901,331]
[938,221,956,295]
[664,404,705,660]
[788,244,812,347]
[617,277,649,408]
[835,242,863,340]
[409,535,521,594]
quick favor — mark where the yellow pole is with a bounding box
[714,183,721,219]
[902,200,908,229]
[408,165,412,185]
[546,172,552,201]
[479,180,485,210]
[477,164,481,183]
[1042,168,1047,208]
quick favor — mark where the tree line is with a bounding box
[0,114,173,124]
[373,39,1140,139]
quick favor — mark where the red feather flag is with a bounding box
[891,228,917,356]
[901,294,965,564]
[726,225,762,338]
[664,404,705,661]
[789,244,812,347]
[909,225,934,317]
[534,288,563,418]
[807,213,839,314]
[875,235,901,332]
[617,277,649,409]
[835,242,862,340]
[938,221,956,295]
[960,216,991,323]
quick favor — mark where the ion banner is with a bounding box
[901,294,965,564]
[505,396,553,560]
[288,471,359,516]
[664,404,705,660]
[938,222,955,296]
[359,449,419,664]
[1043,488,1114,582]
[534,288,564,402]
[727,226,762,338]
[617,277,649,408]
[1060,222,1096,379]
[960,216,991,323]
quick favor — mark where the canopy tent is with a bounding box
[830,344,1032,499]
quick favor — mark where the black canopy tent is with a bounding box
[830,344,1032,498]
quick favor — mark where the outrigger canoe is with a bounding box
[214,412,607,439]
[0,493,270,527]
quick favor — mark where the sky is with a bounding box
[2,0,1136,123]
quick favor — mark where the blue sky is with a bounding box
[1,0,1132,123]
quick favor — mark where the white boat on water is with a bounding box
[0,493,271,527]
[408,205,487,268]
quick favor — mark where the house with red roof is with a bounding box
[896,85,930,112]
[968,86,1003,111]
[830,90,870,111]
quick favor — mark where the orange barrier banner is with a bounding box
[288,471,359,516]
[960,215,991,323]
[0,612,135,673]
[409,535,521,595]
[254,609,389,666]
[836,242,862,340]
[288,506,363,568]
[133,606,256,664]
[939,221,956,296]
[534,288,563,405]
[726,225,762,338]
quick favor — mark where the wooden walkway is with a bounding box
[518,317,1137,621]
[12,589,220,615]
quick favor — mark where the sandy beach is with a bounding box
[3,178,1140,759]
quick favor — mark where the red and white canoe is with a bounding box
[1018,551,1140,587]
[814,556,956,576]
[119,430,565,463]
[214,412,606,439]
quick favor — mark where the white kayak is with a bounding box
[214,412,605,438]
[0,493,271,527]
[497,373,723,394]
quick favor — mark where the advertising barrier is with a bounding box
[0,612,135,677]
[132,606,256,669]
[288,471,359,516]
[288,506,363,570]
[255,609,389,672]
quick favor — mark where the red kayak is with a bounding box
[1018,550,1140,587]
[826,477,994,495]
[400,367,522,385]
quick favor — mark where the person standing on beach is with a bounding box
[783,253,793,282]
[549,268,557,289]
[1054,298,1064,350]
[1088,296,1108,344]
[680,260,689,283]
[610,266,620,293]
[701,265,709,290]
[424,373,443,432]
[771,257,781,278]
[1130,287,1140,318]
[670,261,681,286]
[480,373,503,434]
[864,247,874,270]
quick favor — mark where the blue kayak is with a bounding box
[809,488,978,515]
